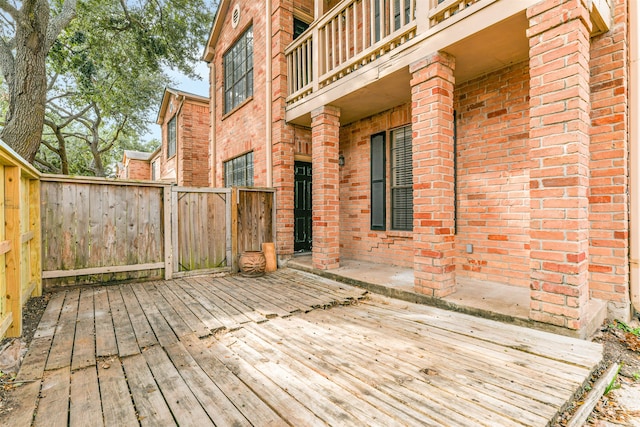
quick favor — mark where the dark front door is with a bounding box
[294,161,312,252]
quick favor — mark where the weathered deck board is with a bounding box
[93,288,118,357]
[45,290,79,371]
[120,284,158,348]
[1,269,601,427]
[71,289,96,371]
[107,287,139,357]
[97,358,139,427]
[34,368,70,427]
[69,366,103,427]
[121,354,175,427]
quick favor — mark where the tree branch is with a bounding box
[0,0,24,24]
[46,0,78,51]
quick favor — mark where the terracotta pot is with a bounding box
[238,251,266,277]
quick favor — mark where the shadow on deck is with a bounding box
[2,269,602,426]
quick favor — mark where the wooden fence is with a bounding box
[0,142,41,338]
[40,177,276,287]
[40,176,170,287]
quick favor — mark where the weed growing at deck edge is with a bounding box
[604,363,623,395]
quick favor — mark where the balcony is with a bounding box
[284,0,613,126]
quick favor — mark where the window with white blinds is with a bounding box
[224,152,254,187]
[391,126,413,231]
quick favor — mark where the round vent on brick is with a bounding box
[232,4,240,29]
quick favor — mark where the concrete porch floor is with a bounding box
[287,255,533,328]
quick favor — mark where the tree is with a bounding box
[0,0,214,163]
[0,0,77,161]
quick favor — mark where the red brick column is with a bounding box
[271,2,296,260]
[528,0,592,330]
[410,52,456,297]
[311,105,341,270]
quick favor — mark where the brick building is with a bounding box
[117,150,154,180]
[155,87,211,186]
[204,0,639,337]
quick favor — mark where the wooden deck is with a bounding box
[2,269,602,426]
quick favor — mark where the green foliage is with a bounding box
[37,0,216,176]
[612,319,640,337]
[604,363,623,395]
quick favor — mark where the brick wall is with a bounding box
[126,159,151,180]
[178,101,210,187]
[588,0,629,317]
[338,104,414,267]
[212,1,267,187]
[455,61,531,287]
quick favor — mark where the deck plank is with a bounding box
[69,366,103,427]
[171,279,226,332]
[120,283,158,348]
[189,276,258,325]
[154,282,211,337]
[130,282,178,347]
[33,291,66,339]
[198,276,270,323]
[363,297,602,368]
[71,289,96,371]
[33,367,70,427]
[142,345,215,427]
[107,287,139,357]
[97,357,139,427]
[218,276,295,318]
[122,353,176,427]
[181,334,323,427]
[15,336,52,382]
[164,339,252,427]
[46,290,80,370]
[145,283,193,338]
[0,380,42,427]
[173,278,238,331]
[94,288,118,357]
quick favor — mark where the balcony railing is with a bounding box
[285,0,484,105]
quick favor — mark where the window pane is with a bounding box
[223,26,254,114]
[391,125,413,231]
[224,152,254,187]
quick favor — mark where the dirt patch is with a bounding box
[0,293,50,414]
[554,317,640,426]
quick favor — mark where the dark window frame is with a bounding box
[224,152,254,187]
[370,132,386,231]
[223,26,254,114]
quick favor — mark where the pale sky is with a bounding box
[142,60,210,144]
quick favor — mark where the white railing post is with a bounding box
[416,0,430,32]
[312,27,319,91]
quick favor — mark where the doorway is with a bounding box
[294,161,312,252]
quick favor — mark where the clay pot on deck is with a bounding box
[238,251,267,277]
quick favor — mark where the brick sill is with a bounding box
[221,96,254,121]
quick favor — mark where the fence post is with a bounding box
[231,188,239,272]
[4,166,21,337]
[163,185,173,280]
[28,179,42,297]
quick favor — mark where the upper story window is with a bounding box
[167,116,177,158]
[224,26,253,114]
[224,152,254,187]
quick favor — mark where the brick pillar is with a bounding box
[528,0,592,330]
[410,52,456,297]
[271,2,296,260]
[311,105,341,270]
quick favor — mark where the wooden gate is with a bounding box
[172,187,231,277]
